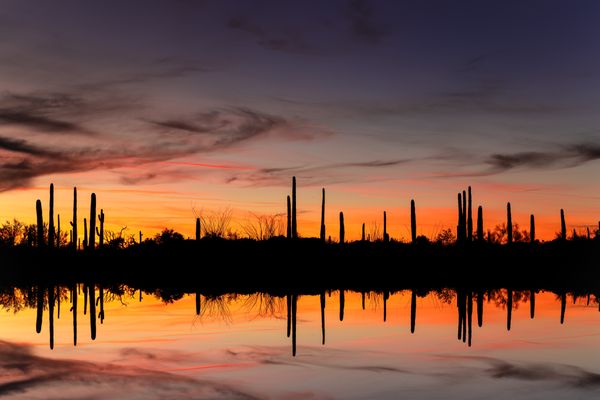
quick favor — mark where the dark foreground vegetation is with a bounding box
[0,178,599,291]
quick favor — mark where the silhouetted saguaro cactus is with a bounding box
[339,212,345,244]
[411,199,417,243]
[48,184,55,248]
[457,193,463,242]
[139,231,142,244]
[462,190,467,240]
[89,193,96,250]
[195,217,200,241]
[467,186,473,241]
[97,209,104,247]
[57,214,61,247]
[36,200,44,247]
[507,202,513,244]
[361,223,365,241]
[320,188,326,241]
[530,214,535,243]
[477,206,483,241]
[71,187,77,250]
[286,195,291,239]
[83,218,88,250]
[560,209,567,240]
[530,290,535,319]
[291,176,297,239]
[383,211,388,242]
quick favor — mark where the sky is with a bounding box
[1,0,600,240]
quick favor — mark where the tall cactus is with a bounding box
[467,186,473,241]
[410,199,416,243]
[286,195,291,239]
[96,209,104,247]
[457,193,463,242]
[361,223,365,241]
[71,187,77,250]
[195,217,201,241]
[560,209,566,240]
[36,200,44,247]
[89,193,96,250]
[48,183,55,248]
[57,214,60,247]
[477,206,483,241]
[507,202,513,244]
[339,211,345,244]
[320,188,326,241]
[83,218,88,250]
[291,176,297,239]
[530,214,535,243]
[383,211,388,242]
[462,190,467,240]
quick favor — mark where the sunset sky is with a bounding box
[1,0,600,240]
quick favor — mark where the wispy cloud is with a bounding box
[484,142,600,174]
[0,94,328,190]
[226,158,412,186]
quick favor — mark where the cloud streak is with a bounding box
[0,92,327,190]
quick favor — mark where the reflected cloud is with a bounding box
[0,340,260,399]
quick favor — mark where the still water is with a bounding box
[1,289,599,399]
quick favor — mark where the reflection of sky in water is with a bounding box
[1,291,600,399]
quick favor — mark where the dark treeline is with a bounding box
[0,179,599,290]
